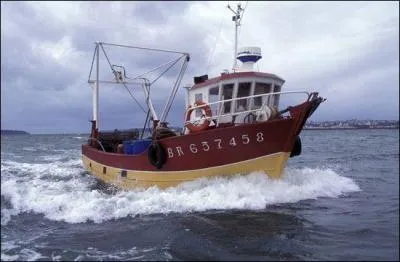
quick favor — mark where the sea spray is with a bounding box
[1,159,360,224]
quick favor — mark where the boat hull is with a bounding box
[82,152,290,189]
[82,116,297,189]
[81,97,323,189]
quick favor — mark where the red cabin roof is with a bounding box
[190,71,285,90]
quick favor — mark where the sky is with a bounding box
[1,1,399,134]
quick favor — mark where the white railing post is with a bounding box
[216,96,224,127]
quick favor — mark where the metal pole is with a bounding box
[228,4,242,71]
[101,42,188,56]
[92,82,96,125]
[234,20,238,70]
[141,80,158,121]
[95,43,99,129]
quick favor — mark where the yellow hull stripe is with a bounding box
[82,152,290,189]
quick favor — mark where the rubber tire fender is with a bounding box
[290,136,302,158]
[148,141,167,169]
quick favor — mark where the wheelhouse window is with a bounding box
[194,93,203,102]
[235,82,252,112]
[209,86,219,115]
[253,82,271,109]
[222,83,234,114]
[194,93,203,117]
[273,85,281,107]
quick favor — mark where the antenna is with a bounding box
[227,2,244,71]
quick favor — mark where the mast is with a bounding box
[227,3,244,71]
[94,42,100,129]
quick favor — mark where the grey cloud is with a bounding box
[2,35,79,92]
[1,2,65,43]
[132,1,191,26]
[1,1,398,134]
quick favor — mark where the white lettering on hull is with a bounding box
[167,132,266,159]
[189,144,197,153]
[176,146,184,156]
[167,148,174,158]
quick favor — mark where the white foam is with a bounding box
[1,240,46,261]
[1,157,361,224]
[1,159,82,180]
[1,208,18,226]
[0,253,19,261]
[39,155,65,161]
[17,248,45,261]
[22,145,50,152]
[22,147,37,152]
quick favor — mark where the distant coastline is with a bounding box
[304,120,399,130]
[304,127,399,130]
[1,130,30,135]
[1,119,398,135]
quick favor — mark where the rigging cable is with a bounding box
[237,1,248,48]
[206,13,224,74]
[141,108,150,139]
[88,44,98,81]
[101,42,188,55]
[142,78,155,136]
[140,78,152,139]
[160,55,189,122]
[99,43,147,114]
[127,56,183,81]
[149,55,184,85]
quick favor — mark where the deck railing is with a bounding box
[183,91,310,131]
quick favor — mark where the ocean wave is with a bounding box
[22,145,50,152]
[1,247,45,261]
[1,159,361,224]
[1,159,83,179]
[21,147,37,152]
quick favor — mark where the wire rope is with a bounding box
[99,44,147,113]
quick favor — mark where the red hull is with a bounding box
[82,99,318,172]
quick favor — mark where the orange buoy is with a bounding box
[185,101,212,133]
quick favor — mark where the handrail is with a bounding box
[184,90,310,128]
[203,90,309,109]
[87,138,106,152]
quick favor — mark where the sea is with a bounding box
[1,129,399,261]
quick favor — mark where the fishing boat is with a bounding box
[82,4,325,189]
